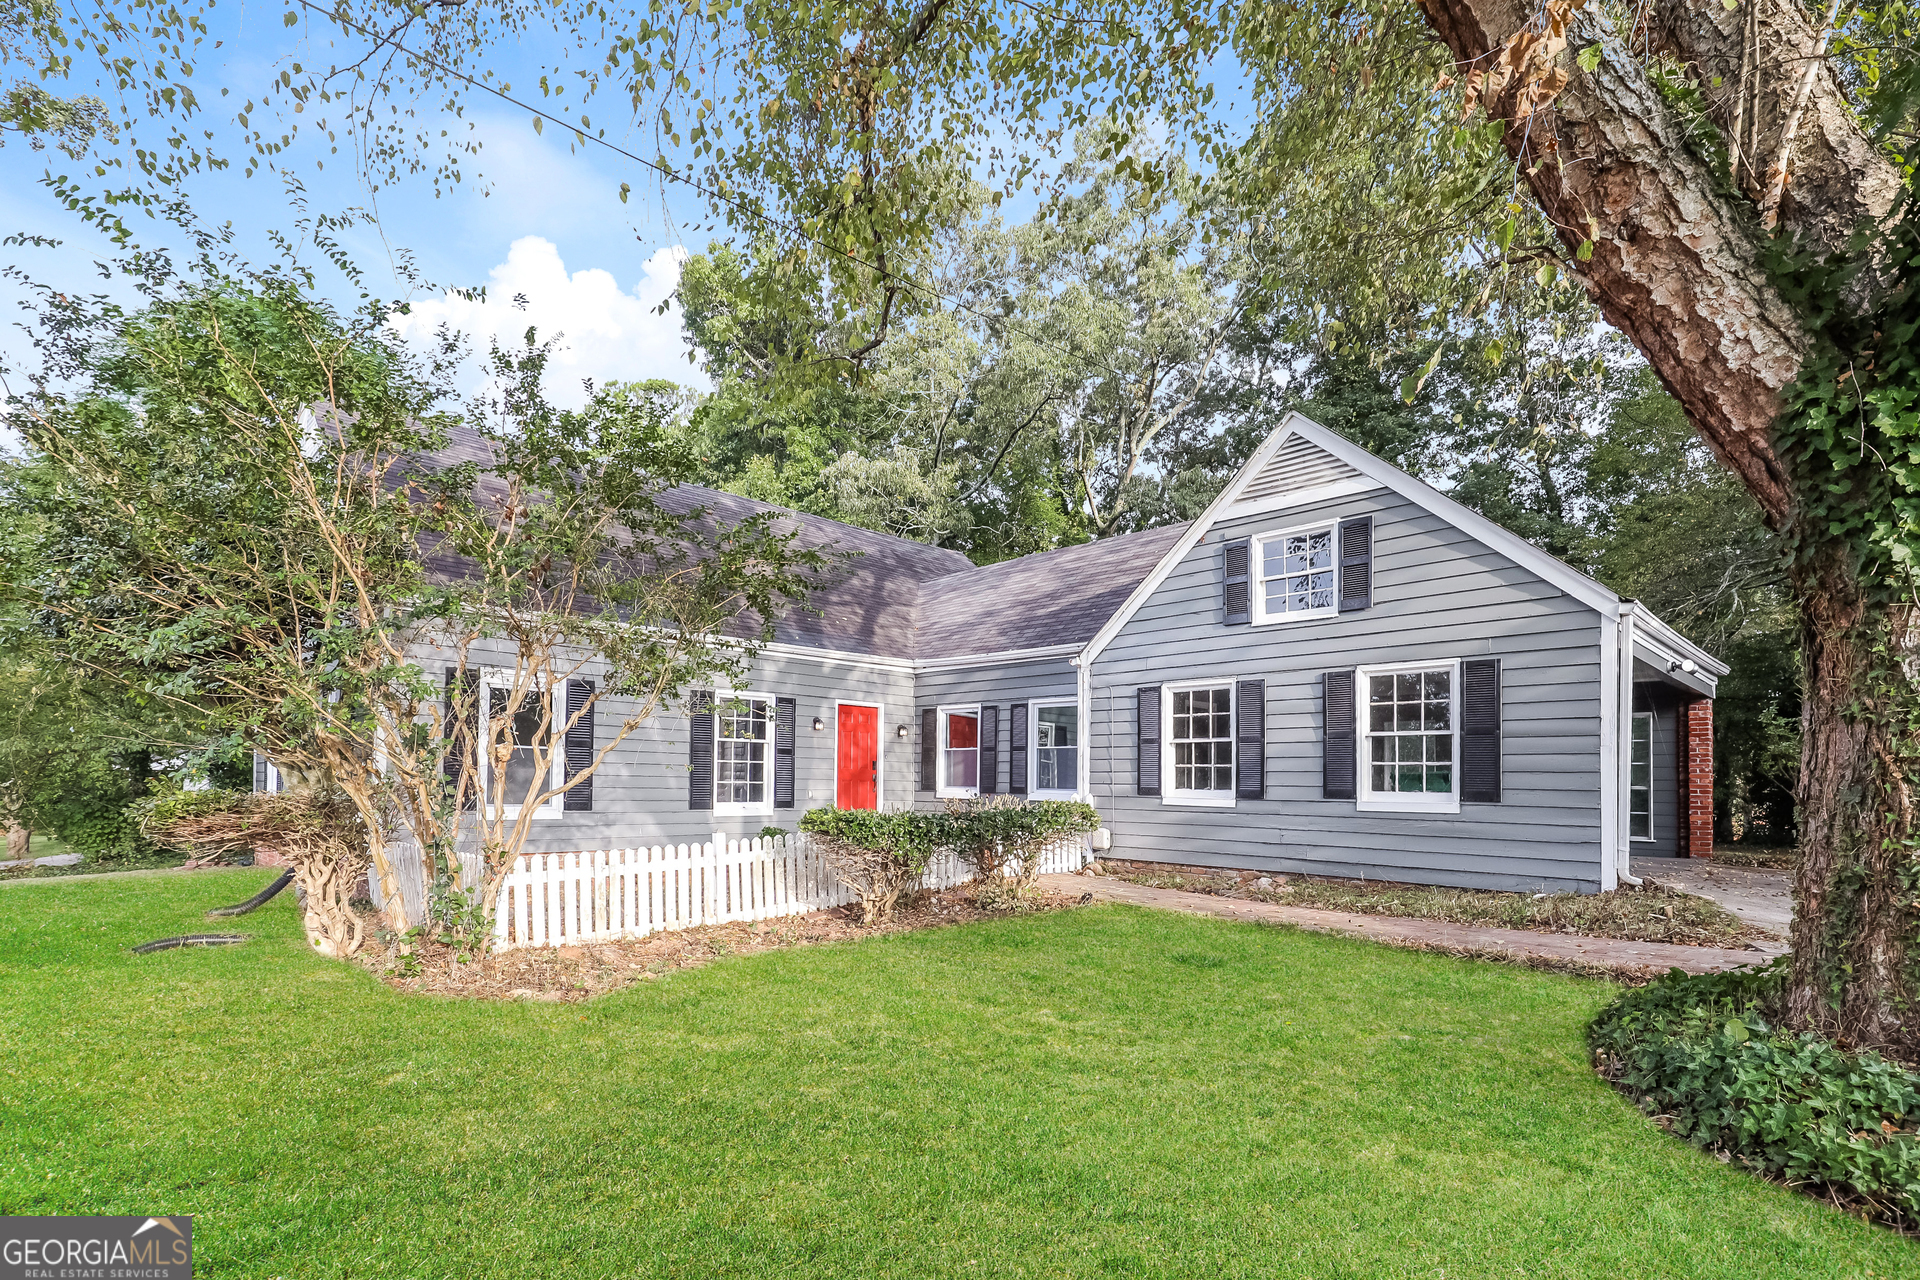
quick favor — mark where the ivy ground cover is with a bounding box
[1,870,1908,1278]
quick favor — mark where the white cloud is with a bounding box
[391,237,704,408]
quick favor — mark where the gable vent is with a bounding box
[1234,433,1362,505]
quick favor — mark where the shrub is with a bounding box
[1589,961,1920,1227]
[938,796,1099,910]
[797,808,942,924]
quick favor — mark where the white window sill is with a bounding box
[1030,789,1080,801]
[1629,834,1656,843]
[1163,792,1237,809]
[716,804,774,817]
[1356,795,1461,816]
[937,787,979,800]
[489,806,562,821]
[1250,608,1339,627]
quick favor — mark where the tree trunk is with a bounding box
[5,823,29,862]
[1411,0,1915,1047]
[1786,545,1918,1049]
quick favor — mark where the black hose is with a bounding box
[206,870,294,918]
[132,934,248,954]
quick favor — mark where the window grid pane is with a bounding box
[944,712,979,790]
[1259,526,1336,617]
[1630,713,1653,839]
[1171,685,1234,791]
[717,699,769,805]
[1364,670,1454,796]
[1035,706,1077,791]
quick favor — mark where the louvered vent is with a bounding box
[1234,434,1363,505]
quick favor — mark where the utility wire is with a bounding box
[292,0,1245,396]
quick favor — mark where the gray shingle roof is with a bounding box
[419,422,1178,661]
[911,524,1189,658]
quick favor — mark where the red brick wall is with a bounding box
[1683,699,1714,858]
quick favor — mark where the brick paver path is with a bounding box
[1039,874,1786,976]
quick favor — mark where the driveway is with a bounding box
[1630,857,1792,938]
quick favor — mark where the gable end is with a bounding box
[1233,433,1362,506]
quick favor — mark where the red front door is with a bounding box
[836,705,880,809]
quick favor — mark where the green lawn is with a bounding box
[1,871,1907,1278]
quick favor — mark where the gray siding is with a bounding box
[416,638,916,852]
[912,658,1080,804]
[1632,684,1684,856]
[1089,485,1609,893]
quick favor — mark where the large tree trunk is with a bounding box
[1411,0,1915,1047]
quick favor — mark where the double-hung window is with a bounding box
[1032,702,1079,795]
[1167,683,1235,804]
[1357,663,1459,813]
[482,675,561,818]
[939,706,980,797]
[1253,522,1337,623]
[1630,712,1653,840]
[715,694,772,814]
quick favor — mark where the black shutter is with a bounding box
[252,751,267,794]
[563,679,595,811]
[1137,686,1162,796]
[1008,702,1029,796]
[773,696,797,809]
[1223,538,1252,625]
[688,690,715,811]
[979,705,1000,795]
[919,707,937,793]
[1323,670,1357,800]
[445,667,479,812]
[1461,659,1503,803]
[1236,679,1266,799]
[1338,517,1373,612]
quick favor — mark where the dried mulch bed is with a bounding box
[1096,860,1775,951]
[362,886,1089,1002]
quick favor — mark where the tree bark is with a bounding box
[1412,0,1916,1047]
[5,823,29,862]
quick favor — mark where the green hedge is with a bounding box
[1589,961,1920,1226]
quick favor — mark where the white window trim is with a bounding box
[1162,679,1238,809]
[832,699,886,810]
[1354,659,1462,816]
[936,703,982,799]
[714,689,777,817]
[1629,711,1655,842]
[480,669,563,821]
[1028,699,1081,799]
[1250,518,1341,627]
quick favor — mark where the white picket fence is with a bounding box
[489,831,1087,951]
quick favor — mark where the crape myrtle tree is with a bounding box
[31,0,1919,1031]
[1,234,822,952]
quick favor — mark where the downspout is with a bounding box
[1616,605,1642,888]
[1072,651,1098,868]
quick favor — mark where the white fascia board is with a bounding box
[914,642,1082,673]
[1219,475,1384,519]
[1281,416,1624,617]
[1077,414,1314,667]
[1078,411,1627,669]
[755,639,918,673]
[1633,610,1730,680]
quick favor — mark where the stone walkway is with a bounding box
[1038,874,1786,976]
[1630,857,1792,937]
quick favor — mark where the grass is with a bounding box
[1113,868,1765,948]
[1,870,1906,1279]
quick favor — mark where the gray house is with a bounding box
[264,413,1723,894]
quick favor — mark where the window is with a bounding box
[1169,685,1234,799]
[716,695,772,814]
[1630,712,1653,840]
[482,677,561,818]
[1033,702,1079,795]
[1358,664,1459,812]
[940,707,980,796]
[1254,522,1336,623]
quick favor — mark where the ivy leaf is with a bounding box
[1725,1020,1750,1044]
[1577,44,1602,73]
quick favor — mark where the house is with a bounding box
[262,412,1724,895]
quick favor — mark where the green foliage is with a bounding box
[1769,201,1920,589]
[1591,963,1920,1227]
